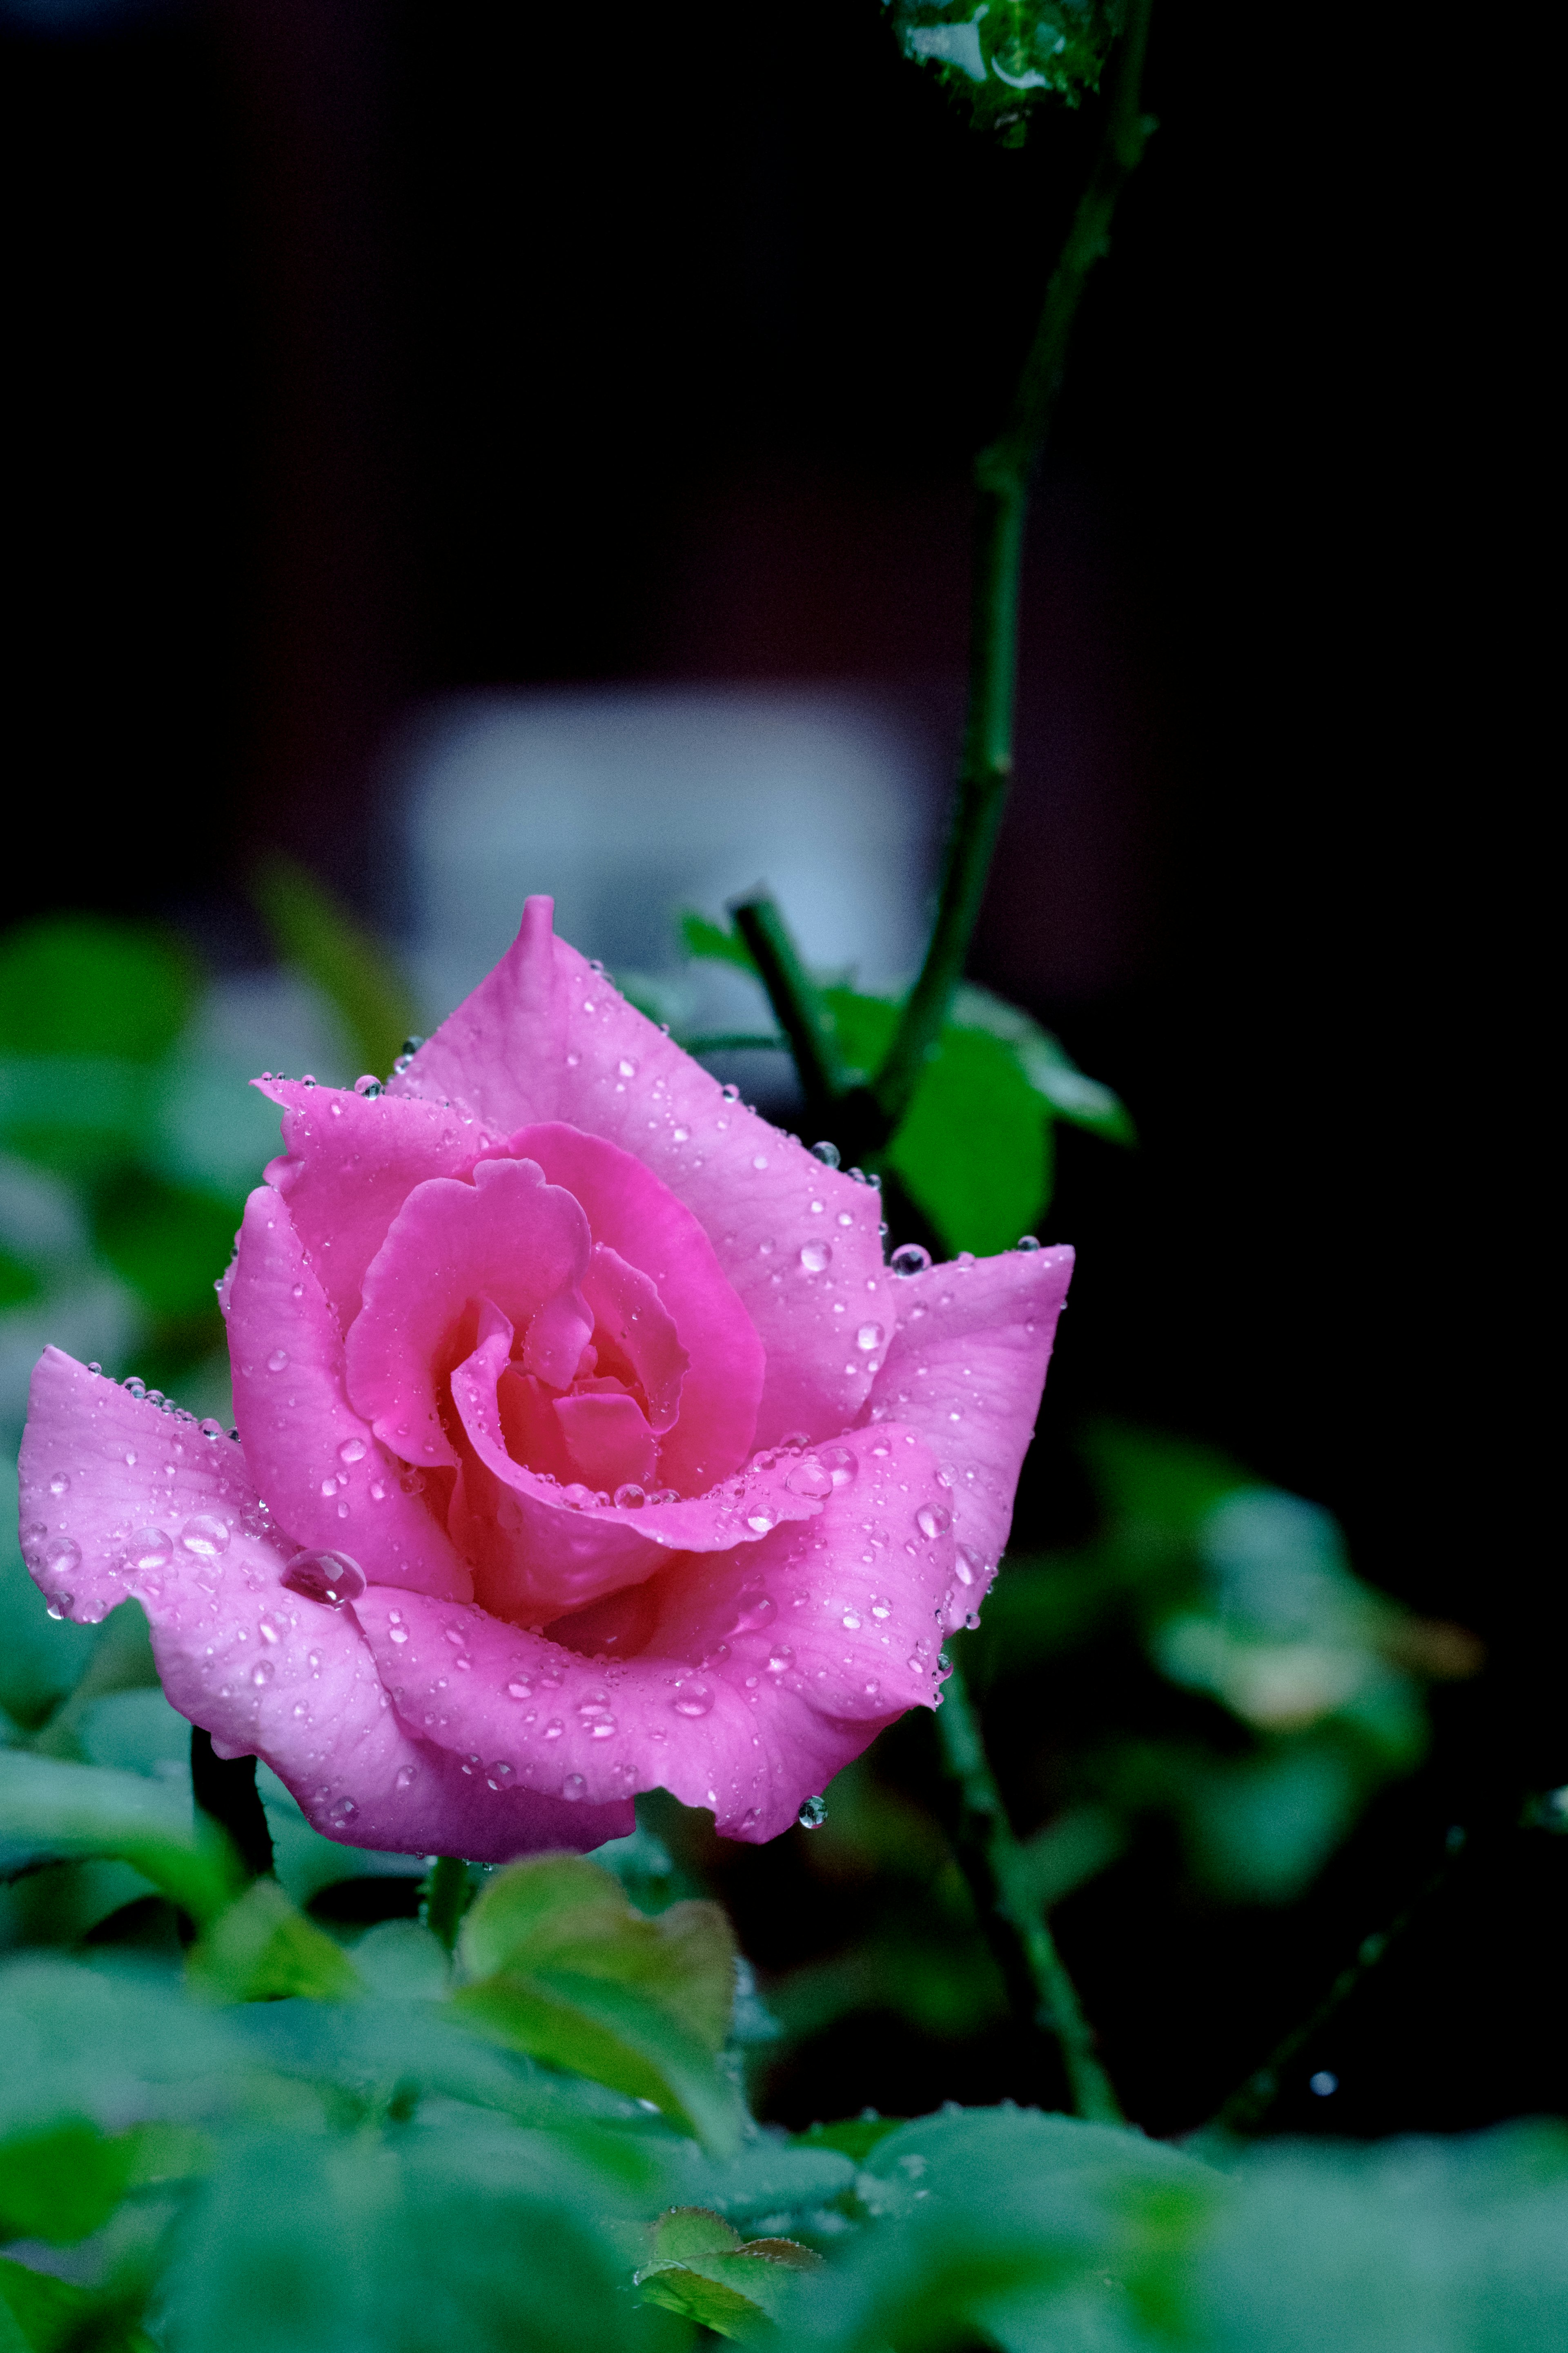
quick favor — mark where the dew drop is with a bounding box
[127,1527,172,1571]
[766,1643,794,1674]
[916,1502,952,1540]
[797,1795,827,1829]
[856,1321,885,1352]
[731,1590,775,1631]
[506,1679,533,1700]
[721,1083,741,1102]
[39,1534,81,1581]
[48,1472,69,1497]
[810,1139,841,1166]
[746,1506,778,1534]
[251,1660,274,1688]
[821,1444,859,1490]
[891,1242,932,1277]
[614,1482,646,1509]
[799,1240,832,1274]
[785,1457,834,1499]
[1015,1234,1042,1251]
[543,1718,564,1739]
[671,1680,714,1717]
[337,1437,368,1466]
[180,1514,231,1559]
[395,1765,418,1790]
[281,1549,366,1606]
[752,1153,769,1171]
[955,1544,980,1586]
[562,1773,586,1800]
[266,1349,289,1373]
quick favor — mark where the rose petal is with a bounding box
[352,1424,954,1842]
[860,1245,1074,1598]
[227,1188,472,1601]
[445,1311,823,1621]
[16,1351,629,1862]
[552,1391,658,1490]
[345,1156,593,1467]
[255,1082,481,1331]
[501,1124,759,1490]
[579,1240,687,1437]
[388,898,890,1448]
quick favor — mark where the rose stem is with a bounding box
[725,0,1156,1156]
[190,1729,275,1882]
[421,1853,473,1952]
[934,1657,1124,2125]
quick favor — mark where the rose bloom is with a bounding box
[18,901,1072,1858]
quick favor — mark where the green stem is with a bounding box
[730,894,843,1123]
[189,1729,274,1884]
[872,0,1156,1129]
[421,1853,473,1953]
[935,1660,1123,2125]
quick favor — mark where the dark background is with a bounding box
[3,0,1555,2134]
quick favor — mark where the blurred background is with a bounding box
[2,0,1558,2141]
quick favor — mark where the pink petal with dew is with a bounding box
[17,1351,628,1862]
[445,1308,822,1621]
[552,1391,658,1490]
[387,899,890,1449]
[579,1240,687,1436]
[503,1123,760,1489]
[351,1423,955,1842]
[227,1189,471,1601]
[256,1082,481,1331]
[345,1156,593,1468]
[860,1245,1074,1613]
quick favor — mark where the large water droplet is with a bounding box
[746,1506,778,1534]
[785,1457,834,1499]
[266,1349,289,1373]
[562,1773,586,1800]
[338,1436,368,1465]
[395,1764,418,1789]
[281,1549,366,1606]
[810,1140,841,1166]
[127,1527,172,1571]
[506,1678,533,1700]
[39,1534,81,1581]
[799,1240,833,1274]
[614,1482,646,1509]
[915,1502,952,1540]
[1015,1234,1042,1251]
[48,1472,70,1497]
[578,1698,617,1738]
[731,1590,775,1631]
[955,1544,980,1586]
[179,1515,231,1560]
[798,1795,827,1829]
[251,1660,273,1688]
[766,1643,794,1674]
[671,1680,714,1718]
[821,1444,858,1490]
[891,1243,931,1277]
[856,1321,885,1352]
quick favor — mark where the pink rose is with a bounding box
[18,899,1071,1859]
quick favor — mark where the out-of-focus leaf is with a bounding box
[0,2116,139,2245]
[889,0,1121,137]
[679,912,760,975]
[889,1024,1050,1256]
[791,2116,908,2165]
[820,988,897,1088]
[637,2203,822,2340]
[92,1174,238,1323]
[453,1855,744,2152]
[251,855,417,1084]
[0,1753,241,1926]
[0,1057,150,1178]
[1180,2120,1568,2352]
[0,1479,99,1730]
[0,920,196,1065]
[187,1877,364,2006]
[0,2254,156,2353]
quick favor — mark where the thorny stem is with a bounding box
[935,1660,1124,2125]
[873,0,1156,1129]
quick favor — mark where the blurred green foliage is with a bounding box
[887,0,1124,139]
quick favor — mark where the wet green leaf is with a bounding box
[92,1173,238,1323]
[0,1753,242,1927]
[636,2206,822,2340]
[890,1024,1050,1255]
[453,1856,744,2151]
[187,1877,364,2006]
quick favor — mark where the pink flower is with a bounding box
[18,900,1072,1859]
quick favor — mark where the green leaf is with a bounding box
[791,2115,909,2165]
[186,1877,365,2005]
[0,919,196,1064]
[92,1173,239,1322]
[452,1856,744,2152]
[636,2208,822,2342]
[0,1752,242,1926]
[889,0,1122,137]
[952,984,1136,1142]
[0,2256,155,2353]
[251,855,419,1084]
[820,988,898,1087]
[0,2117,138,2245]
[678,912,759,975]
[889,1024,1050,1256]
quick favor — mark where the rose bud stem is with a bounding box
[190,1728,275,1885]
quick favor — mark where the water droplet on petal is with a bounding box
[799,1240,832,1274]
[267,1349,289,1373]
[337,1437,368,1465]
[746,1506,778,1534]
[671,1680,714,1717]
[281,1550,366,1606]
[562,1773,587,1800]
[614,1482,646,1509]
[785,1457,834,1499]
[1015,1234,1042,1251]
[821,1444,858,1490]
[506,1678,532,1700]
[251,1660,273,1687]
[180,1514,231,1559]
[766,1643,794,1674]
[48,1472,69,1497]
[797,1795,827,1829]
[916,1502,952,1540]
[127,1527,172,1572]
[856,1321,884,1352]
[955,1544,980,1586]
[810,1140,840,1166]
[731,1590,775,1632]
[891,1243,931,1277]
[39,1534,81,1581]
[395,1764,418,1789]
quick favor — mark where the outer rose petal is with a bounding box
[387,898,890,1448]
[446,1307,822,1619]
[861,1245,1074,1606]
[506,1124,760,1488]
[255,1082,481,1330]
[227,1188,472,1600]
[345,1157,593,1466]
[351,1425,956,1842]
[17,1351,629,1861]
